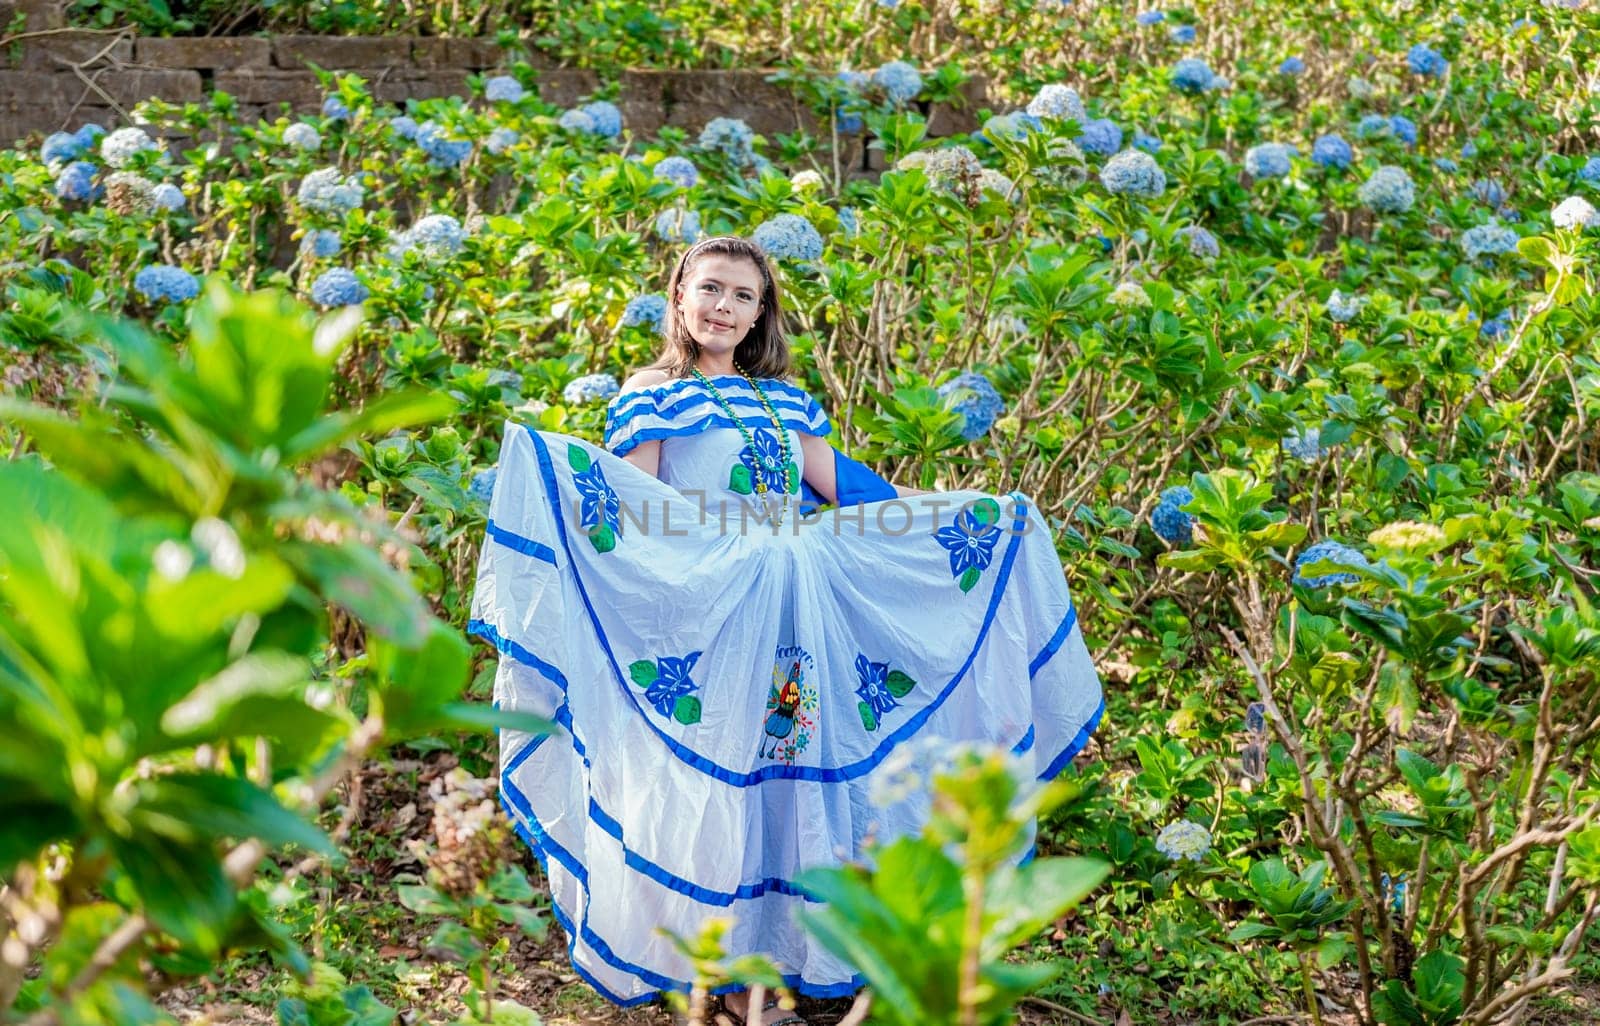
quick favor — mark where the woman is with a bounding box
[470,236,1103,1023]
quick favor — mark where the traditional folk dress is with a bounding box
[469,374,1104,1005]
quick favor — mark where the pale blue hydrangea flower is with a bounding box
[563,373,621,404]
[581,101,623,138]
[982,114,1032,144]
[835,106,865,135]
[1150,485,1194,544]
[101,126,158,168]
[390,115,421,140]
[655,207,702,243]
[752,213,824,260]
[1245,142,1296,179]
[1172,57,1218,92]
[74,123,106,149]
[1168,23,1196,43]
[873,60,923,104]
[1460,141,1478,159]
[322,95,350,120]
[978,168,1016,201]
[133,263,199,303]
[1359,165,1415,214]
[1282,426,1326,461]
[151,182,185,211]
[55,161,98,202]
[1357,114,1392,140]
[1027,83,1087,123]
[1155,820,1212,862]
[1077,118,1122,156]
[1326,289,1366,323]
[1435,157,1460,174]
[1388,115,1417,146]
[1460,221,1518,260]
[699,117,756,166]
[297,168,365,215]
[300,229,342,258]
[621,293,667,330]
[1579,157,1600,183]
[406,213,467,259]
[1406,43,1448,77]
[484,76,525,103]
[416,121,472,168]
[469,468,498,505]
[837,69,869,92]
[558,108,596,134]
[1136,9,1165,24]
[1293,540,1368,587]
[654,155,699,189]
[1176,224,1219,258]
[1132,130,1162,154]
[938,371,1005,441]
[284,123,321,150]
[310,268,368,307]
[1478,312,1512,337]
[1311,134,1353,169]
[1100,149,1166,197]
[41,131,84,165]
[838,207,860,236]
[1470,178,1506,206]
[1278,56,1306,75]
[486,127,519,154]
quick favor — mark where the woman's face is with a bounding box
[676,253,765,360]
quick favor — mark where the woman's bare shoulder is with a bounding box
[620,368,675,394]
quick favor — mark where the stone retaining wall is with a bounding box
[0,0,983,153]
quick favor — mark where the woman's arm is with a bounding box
[615,369,672,478]
[798,432,838,506]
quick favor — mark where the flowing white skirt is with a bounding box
[470,423,1103,1005]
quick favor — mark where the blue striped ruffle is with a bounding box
[605,377,832,457]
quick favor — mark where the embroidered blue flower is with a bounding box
[740,427,793,494]
[645,652,701,718]
[574,461,621,536]
[934,508,1001,577]
[854,654,898,719]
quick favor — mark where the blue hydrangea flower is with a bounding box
[390,115,420,140]
[1136,9,1164,24]
[1478,311,1512,338]
[1131,130,1162,154]
[1176,224,1219,259]
[486,127,519,154]
[654,207,702,243]
[133,263,199,303]
[300,229,341,258]
[1150,485,1194,544]
[654,155,699,189]
[872,60,923,104]
[1155,820,1211,862]
[558,108,596,134]
[1326,289,1365,323]
[321,95,350,120]
[698,117,756,166]
[1359,165,1415,214]
[310,268,368,307]
[1027,83,1087,123]
[580,101,623,138]
[1278,56,1306,75]
[1406,43,1448,77]
[1311,134,1353,169]
[835,106,864,135]
[1282,426,1326,461]
[836,69,869,92]
[1293,540,1369,587]
[469,468,498,505]
[1357,114,1391,140]
[838,206,860,236]
[484,76,525,103]
[1388,115,1417,146]
[1579,157,1600,184]
[982,114,1032,144]
[73,123,106,149]
[416,121,472,168]
[1172,57,1218,93]
[621,293,667,330]
[55,161,98,202]
[1460,221,1518,260]
[41,131,84,165]
[1168,23,1196,43]
[399,213,466,260]
[854,654,899,720]
[1245,142,1296,179]
[564,372,622,404]
[1100,149,1166,197]
[752,213,824,261]
[934,508,1001,576]
[1470,178,1506,206]
[297,167,364,215]
[284,123,321,150]
[150,182,185,211]
[1077,118,1122,156]
[1435,157,1460,174]
[937,371,1005,441]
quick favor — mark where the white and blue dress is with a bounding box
[469,374,1103,1006]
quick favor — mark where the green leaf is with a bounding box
[278,539,432,646]
[1157,549,1225,573]
[396,883,455,916]
[427,921,482,962]
[885,669,917,697]
[108,833,234,954]
[130,772,333,854]
[673,695,702,725]
[428,702,556,737]
[161,651,311,736]
[493,901,548,938]
[984,856,1108,954]
[728,463,753,494]
[567,444,592,473]
[1229,921,1284,942]
[1516,235,1557,268]
[282,390,457,462]
[588,524,617,553]
[959,566,980,592]
[971,497,1002,526]
[629,659,659,687]
[368,621,471,735]
[487,866,536,903]
[858,700,878,731]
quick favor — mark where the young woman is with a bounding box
[470,236,1103,1024]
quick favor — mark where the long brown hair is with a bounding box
[648,236,792,379]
